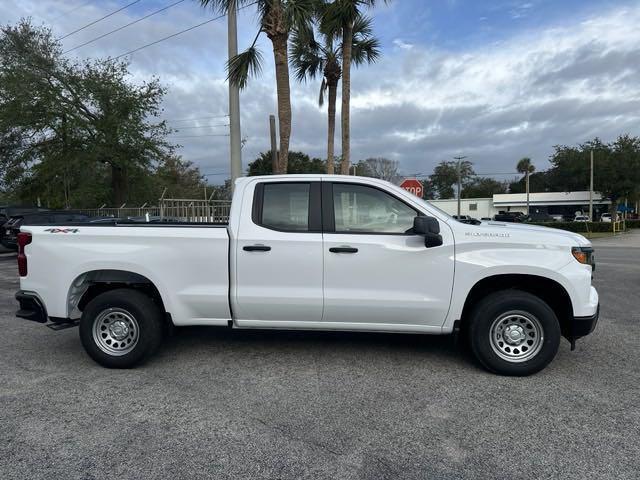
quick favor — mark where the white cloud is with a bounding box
[2,0,640,183]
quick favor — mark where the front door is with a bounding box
[234,180,324,325]
[322,181,455,329]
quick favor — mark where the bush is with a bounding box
[626,220,640,229]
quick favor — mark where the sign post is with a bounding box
[400,178,424,198]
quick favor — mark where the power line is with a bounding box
[57,0,142,41]
[113,1,258,60]
[166,115,229,122]
[64,0,186,54]
[172,124,230,130]
[168,134,230,138]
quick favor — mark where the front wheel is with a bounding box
[468,290,561,376]
[79,289,163,368]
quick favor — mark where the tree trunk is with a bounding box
[111,163,127,206]
[327,81,337,174]
[272,34,291,174]
[340,22,353,175]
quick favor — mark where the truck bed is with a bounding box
[21,224,232,326]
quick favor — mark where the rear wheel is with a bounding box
[468,290,561,376]
[79,289,163,368]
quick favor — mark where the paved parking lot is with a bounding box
[1,234,639,480]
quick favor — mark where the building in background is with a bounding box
[429,191,611,220]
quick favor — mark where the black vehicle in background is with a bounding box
[0,206,49,225]
[493,211,528,223]
[1,211,91,251]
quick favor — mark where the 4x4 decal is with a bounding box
[44,228,79,233]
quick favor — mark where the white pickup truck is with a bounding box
[15,175,599,375]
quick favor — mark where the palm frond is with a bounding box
[318,77,327,107]
[286,0,317,30]
[351,37,380,66]
[198,0,262,14]
[352,13,374,38]
[227,46,264,89]
[289,22,324,82]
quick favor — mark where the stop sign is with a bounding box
[400,178,424,198]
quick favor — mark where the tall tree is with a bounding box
[429,160,475,199]
[462,178,507,198]
[353,157,400,182]
[516,157,535,214]
[321,0,387,174]
[290,13,379,174]
[198,0,314,174]
[0,20,189,208]
[247,150,326,175]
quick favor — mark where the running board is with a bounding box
[46,320,79,331]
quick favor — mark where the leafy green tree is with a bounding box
[0,20,185,208]
[420,179,436,200]
[429,160,475,199]
[290,13,380,174]
[462,178,507,198]
[320,0,388,174]
[546,136,640,213]
[247,150,326,175]
[198,0,315,174]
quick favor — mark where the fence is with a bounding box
[78,199,232,223]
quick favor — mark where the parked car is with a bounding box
[574,215,590,222]
[15,175,599,376]
[600,213,612,223]
[0,205,49,225]
[2,211,91,250]
[452,215,481,225]
[493,212,523,222]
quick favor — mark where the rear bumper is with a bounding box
[15,291,48,323]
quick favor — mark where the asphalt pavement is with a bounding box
[0,233,639,480]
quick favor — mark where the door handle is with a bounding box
[243,245,271,252]
[329,247,358,254]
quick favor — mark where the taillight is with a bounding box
[17,232,32,277]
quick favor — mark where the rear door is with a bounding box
[321,180,455,330]
[233,180,324,325]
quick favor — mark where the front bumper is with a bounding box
[15,291,48,323]
[571,304,599,338]
[565,304,599,350]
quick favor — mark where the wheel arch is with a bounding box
[67,269,168,320]
[459,274,574,336]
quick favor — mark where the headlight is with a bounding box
[572,246,595,271]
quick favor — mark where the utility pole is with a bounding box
[525,169,530,216]
[269,115,278,173]
[589,150,594,221]
[453,156,467,217]
[228,0,242,191]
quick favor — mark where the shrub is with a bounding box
[626,220,640,229]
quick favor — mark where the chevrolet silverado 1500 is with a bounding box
[15,175,599,375]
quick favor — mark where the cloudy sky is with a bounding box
[2,0,639,184]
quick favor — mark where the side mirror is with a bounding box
[413,216,443,248]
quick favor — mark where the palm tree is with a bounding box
[290,14,379,174]
[198,0,314,174]
[517,157,535,215]
[321,0,387,174]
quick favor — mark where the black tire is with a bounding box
[79,288,163,368]
[468,290,561,376]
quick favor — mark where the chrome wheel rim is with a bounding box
[92,308,139,356]
[489,310,543,363]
